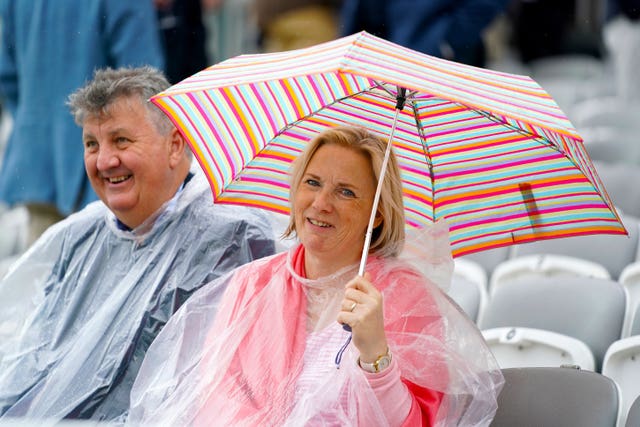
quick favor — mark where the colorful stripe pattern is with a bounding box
[152,31,626,257]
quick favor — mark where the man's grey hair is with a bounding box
[67,66,173,135]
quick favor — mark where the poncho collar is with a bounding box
[107,170,198,242]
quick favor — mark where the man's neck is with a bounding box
[114,170,194,232]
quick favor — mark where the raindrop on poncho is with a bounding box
[128,221,503,426]
[0,166,276,422]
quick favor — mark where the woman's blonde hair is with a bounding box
[283,126,405,257]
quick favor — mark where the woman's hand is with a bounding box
[337,272,388,363]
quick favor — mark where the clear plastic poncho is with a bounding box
[0,166,276,422]
[128,222,503,426]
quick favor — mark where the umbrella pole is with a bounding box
[358,88,407,276]
[340,100,404,338]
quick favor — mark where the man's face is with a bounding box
[82,96,179,229]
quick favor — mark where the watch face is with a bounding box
[375,355,391,372]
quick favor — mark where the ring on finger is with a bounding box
[349,302,357,312]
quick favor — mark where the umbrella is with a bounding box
[150,31,627,261]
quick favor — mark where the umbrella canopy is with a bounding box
[150,31,626,257]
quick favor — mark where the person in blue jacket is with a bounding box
[340,0,510,67]
[0,0,165,246]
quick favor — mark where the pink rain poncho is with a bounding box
[128,223,503,426]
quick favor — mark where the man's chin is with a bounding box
[105,200,135,218]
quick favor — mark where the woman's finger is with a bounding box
[337,272,387,359]
[342,300,358,313]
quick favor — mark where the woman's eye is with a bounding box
[340,188,356,198]
[305,179,320,187]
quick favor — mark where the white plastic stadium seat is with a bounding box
[593,162,640,219]
[454,257,488,291]
[626,394,640,427]
[619,262,640,337]
[602,335,640,427]
[511,212,639,280]
[479,276,626,371]
[482,327,596,371]
[447,258,488,322]
[448,277,486,324]
[631,304,640,337]
[489,254,610,293]
[458,245,511,277]
[491,366,619,427]
[0,205,29,260]
[570,96,640,131]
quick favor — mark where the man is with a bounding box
[0,0,166,245]
[0,67,275,422]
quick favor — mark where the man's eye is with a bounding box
[84,140,97,149]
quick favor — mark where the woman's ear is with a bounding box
[168,128,186,168]
[373,210,383,228]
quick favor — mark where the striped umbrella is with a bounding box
[151,31,627,258]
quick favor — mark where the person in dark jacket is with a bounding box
[340,0,509,67]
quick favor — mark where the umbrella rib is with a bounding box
[472,107,593,178]
[409,98,437,223]
[474,108,564,153]
[372,80,399,99]
[278,82,388,134]
[232,81,403,190]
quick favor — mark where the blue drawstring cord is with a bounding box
[334,324,353,368]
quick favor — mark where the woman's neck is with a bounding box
[304,251,361,280]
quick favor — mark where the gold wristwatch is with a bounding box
[358,348,392,373]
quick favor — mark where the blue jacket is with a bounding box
[0,0,165,215]
[340,0,509,67]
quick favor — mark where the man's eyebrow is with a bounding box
[106,127,128,136]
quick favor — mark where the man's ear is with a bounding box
[168,128,186,168]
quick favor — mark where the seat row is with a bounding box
[491,366,640,427]
[452,255,640,334]
[481,326,640,427]
[447,265,640,427]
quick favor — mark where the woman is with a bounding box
[127,126,503,426]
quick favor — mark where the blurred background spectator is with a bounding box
[253,0,341,52]
[155,0,210,84]
[0,0,164,249]
[604,0,640,101]
[339,0,510,67]
[508,0,606,64]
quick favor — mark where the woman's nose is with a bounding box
[311,188,333,212]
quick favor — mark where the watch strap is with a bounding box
[358,348,392,373]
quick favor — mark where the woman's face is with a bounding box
[294,143,378,269]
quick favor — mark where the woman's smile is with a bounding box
[294,143,378,273]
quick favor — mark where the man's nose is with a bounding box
[96,144,120,170]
